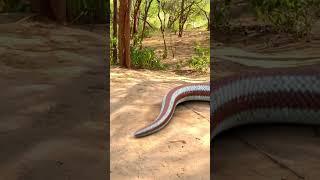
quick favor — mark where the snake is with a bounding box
[133,66,320,138]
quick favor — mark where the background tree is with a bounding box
[161,1,179,30]
[156,0,168,58]
[132,0,142,38]
[178,0,198,37]
[118,0,131,68]
[140,0,154,48]
[195,0,210,30]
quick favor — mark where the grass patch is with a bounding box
[188,44,209,72]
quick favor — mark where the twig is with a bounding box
[183,104,209,122]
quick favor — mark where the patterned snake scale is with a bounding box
[134,66,320,139]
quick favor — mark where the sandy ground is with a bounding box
[110,68,210,180]
[0,17,107,180]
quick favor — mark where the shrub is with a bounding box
[110,36,117,65]
[131,46,165,70]
[188,45,209,72]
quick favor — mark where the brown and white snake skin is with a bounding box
[134,66,320,139]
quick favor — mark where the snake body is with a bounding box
[134,83,210,137]
[134,67,320,138]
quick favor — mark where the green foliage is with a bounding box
[188,44,209,72]
[186,0,210,29]
[131,46,165,70]
[250,0,320,37]
[110,35,117,65]
[185,15,207,30]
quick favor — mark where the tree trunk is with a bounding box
[167,16,177,29]
[112,0,118,64]
[140,0,153,49]
[196,4,210,31]
[118,0,131,68]
[157,0,167,59]
[132,0,142,38]
[178,0,185,37]
[178,0,196,37]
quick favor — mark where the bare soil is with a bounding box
[0,16,107,180]
[110,68,210,180]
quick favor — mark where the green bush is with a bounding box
[110,36,117,65]
[188,45,209,72]
[131,46,165,70]
[250,0,320,37]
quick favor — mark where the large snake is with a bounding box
[134,66,320,138]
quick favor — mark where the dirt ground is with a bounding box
[0,15,107,180]
[110,68,210,180]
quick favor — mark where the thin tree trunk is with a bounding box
[157,0,167,59]
[178,0,196,37]
[132,0,142,38]
[178,0,185,37]
[118,0,131,68]
[140,0,153,49]
[196,4,209,30]
[112,0,118,64]
[167,15,179,29]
